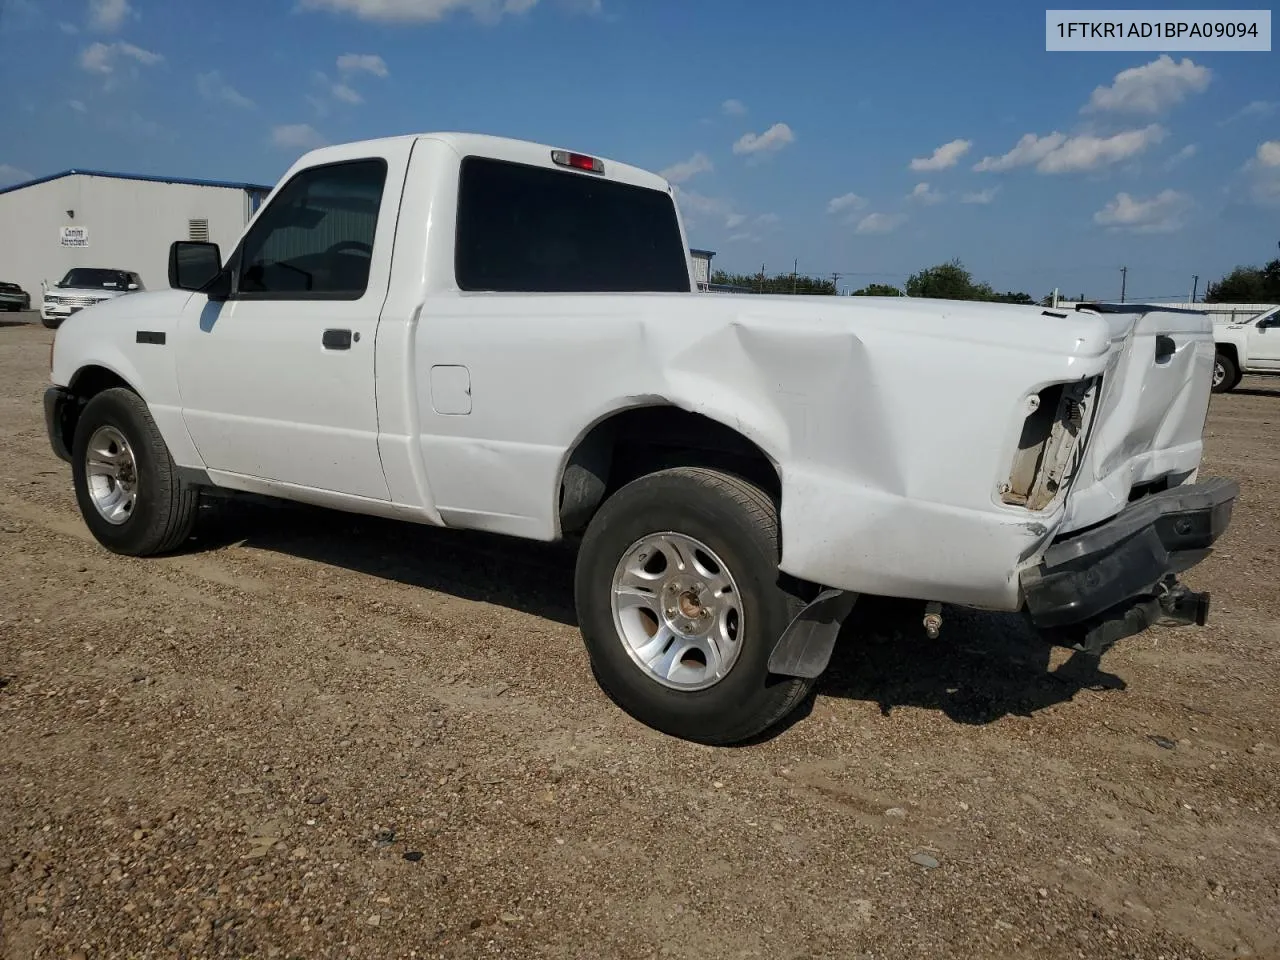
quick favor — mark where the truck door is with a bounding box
[174,145,409,500]
[1246,308,1280,370]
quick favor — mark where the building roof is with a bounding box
[690,248,717,258]
[0,168,274,197]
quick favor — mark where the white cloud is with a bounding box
[296,0,594,23]
[974,125,1165,174]
[721,98,746,117]
[660,152,713,184]
[88,0,132,32]
[80,40,162,75]
[754,213,779,225]
[1084,55,1210,114]
[271,123,327,150]
[732,122,794,157]
[960,186,999,204]
[1258,141,1280,168]
[197,71,254,109]
[826,192,867,215]
[1222,100,1278,125]
[337,53,389,77]
[331,83,363,104]
[727,232,760,243]
[0,164,33,186]
[68,99,87,112]
[908,182,943,204]
[1038,125,1166,173]
[973,132,1066,172]
[855,212,905,235]
[1093,189,1191,233]
[673,187,754,231]
[59,20,79,33]
[1163,144,1197,170]
[909,138,971,171]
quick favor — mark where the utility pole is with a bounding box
[1190,274,1199,304]
[831,272,842,295]
[1120,266,1128,303]
[758,263,765,294]
[792,259,798,295]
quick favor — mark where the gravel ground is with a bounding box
[2,318,1278,960]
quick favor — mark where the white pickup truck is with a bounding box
[43,132,1239,744]
[1212,304,1280,392]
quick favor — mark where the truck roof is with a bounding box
[289,131,674,194]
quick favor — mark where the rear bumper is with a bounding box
[44,385,74,463]
[1020,476,1238,632]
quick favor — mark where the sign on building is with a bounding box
[60,226,89,248]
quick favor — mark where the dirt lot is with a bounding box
[1,316,1277,960]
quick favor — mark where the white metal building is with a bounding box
[690,248,716,290]
[0,169,272,301]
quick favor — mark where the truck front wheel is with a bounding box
[71,387,199,556]
[574,466,813,745]
[1212,351,1241,393]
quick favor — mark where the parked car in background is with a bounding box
[1213,305,1280,392]
[41,268,144,329]
[0,280,31,312]
[42,132,1238,745]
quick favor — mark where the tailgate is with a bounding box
[1059,305,1215,535]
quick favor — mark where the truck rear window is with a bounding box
[454,156,692,294]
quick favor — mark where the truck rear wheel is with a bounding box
[1212,351,1240,393]
[71,387,199,556]
[574,466,813,745]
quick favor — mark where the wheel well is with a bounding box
[558,406,782,535]
[56,366,137,453]
[1216,343,1239,367]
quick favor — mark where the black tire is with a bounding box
[574,466,813,745]
[1212,351,1240,394]
[71,387,199,556]
[41,316,61,329]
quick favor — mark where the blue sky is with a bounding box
[1,0,1277,299]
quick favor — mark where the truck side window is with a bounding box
[236,158,388,299]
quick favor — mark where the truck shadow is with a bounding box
[808,595,1125,727]
[191,494,580,626]
[191,495,1126,734]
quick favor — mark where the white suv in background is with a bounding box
[41,268,144,329]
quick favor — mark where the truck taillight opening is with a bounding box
[551,150,604,174]
[1002,377,1101,511]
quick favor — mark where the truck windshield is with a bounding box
[58,269,131,289]
[455,156,692,294]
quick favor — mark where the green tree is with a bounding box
[850,283,903,297]
[1205,259,1280,303]
[905,259,995,300]
[711,269,835,295]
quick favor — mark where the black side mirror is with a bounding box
[169,241,224,294]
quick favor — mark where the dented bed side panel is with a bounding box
[405,294,1118,610]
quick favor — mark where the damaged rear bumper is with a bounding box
[1020,476,1238,652]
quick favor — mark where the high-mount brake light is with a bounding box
[551,150,604,174]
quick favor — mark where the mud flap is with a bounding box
[767,589,858,679]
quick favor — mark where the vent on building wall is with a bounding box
[188,219,210,242]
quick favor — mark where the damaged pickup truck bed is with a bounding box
[43,132,1238,744]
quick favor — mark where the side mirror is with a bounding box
[169,241,224,294]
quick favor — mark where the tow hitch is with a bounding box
[1058,577,1211,658]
